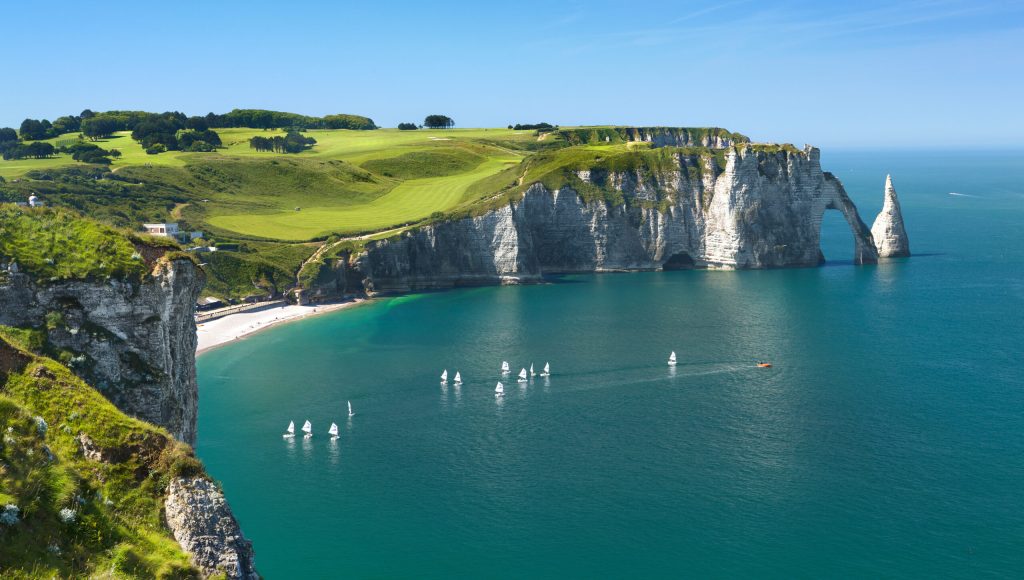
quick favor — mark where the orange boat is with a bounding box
[757,362,773,368]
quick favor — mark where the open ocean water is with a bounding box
[196,150,1024,578]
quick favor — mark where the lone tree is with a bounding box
[423,115,454,129]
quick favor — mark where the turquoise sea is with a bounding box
[196,150,1024,578]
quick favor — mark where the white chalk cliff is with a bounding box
[871,174,911,258]
[352,145,894,293]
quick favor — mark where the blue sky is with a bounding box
[2,0,1022,147]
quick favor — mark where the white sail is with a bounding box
[530,363,535,376]
[328,422,339,437]
[495,381,504,395]
[283,420,295,437]
[302,420,312,433]
[501,361,510,373]
[348,401,354,417]
[454,371,462,384]
[518,368,528,382]
[441,369,448,382]
[540,362,550,376]
[668,351,677,365]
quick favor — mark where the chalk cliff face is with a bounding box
[0,257,202,444]
[871,174,911,258]
[355,146,881,292]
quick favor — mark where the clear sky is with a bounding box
[2,0,1022,147]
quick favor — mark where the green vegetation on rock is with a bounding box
[0,331,201,577]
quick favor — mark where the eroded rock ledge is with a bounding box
[165,477,258,579]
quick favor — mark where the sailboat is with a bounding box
[539,362,550,377]
[495,381,504,397]
[328,422,339,440]
[454,371,462,385]
[530,363,535,377]
[302,420,313,439]
[348,400,354,417]
[283,421,295,438]
[518,368,528,383]
[668,351,677,366]
[501,361,510,374]
[440,369,448,383]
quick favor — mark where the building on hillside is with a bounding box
[196,296,226,311]
[142,222,203,244]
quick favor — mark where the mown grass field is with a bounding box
[206,153,520,239]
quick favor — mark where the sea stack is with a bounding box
[871,174,911,258]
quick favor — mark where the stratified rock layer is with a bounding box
[0,257,202,443]
[165,477,258,579]
[871,174,911,257]
[355,146,880,293]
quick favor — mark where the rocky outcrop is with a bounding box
[354,145,882,292]
[165,477,258,579]
[871,174,911,258]
[0,257,203,443]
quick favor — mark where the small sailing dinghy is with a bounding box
[495,382,504,397]
[441,369,448,383]
[348,401,354,417]
[668,351,677,366]
[530,363,535,377]
[454,371,462,385]
[518,368,528,383]
[283,421,295,438]
[540,362,550,377]
[328,422,339,440]
[302,420,313,439]
[501,361,510,374]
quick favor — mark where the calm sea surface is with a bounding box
[196,150,1024,578]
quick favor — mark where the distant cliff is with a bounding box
[349,144,896,293]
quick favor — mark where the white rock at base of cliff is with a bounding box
[871,174,911,258]
[165,477,257,579]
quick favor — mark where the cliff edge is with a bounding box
[0,206,255,578]
[352,144,884,293]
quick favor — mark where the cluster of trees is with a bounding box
[508,122,556,131]
[397,122,419,130]
[2,141,55,160]
[59,141,121,164]
[211,109,376,130]
[248,131,317,153]
[424,115,454,129]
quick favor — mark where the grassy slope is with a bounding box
[0,328,202,578]
[0,205,181,282]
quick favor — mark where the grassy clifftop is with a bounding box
[0,205,183,283]
[0,327,202,577]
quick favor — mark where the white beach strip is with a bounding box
[196,299,365,355]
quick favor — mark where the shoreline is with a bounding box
[195,298,367,356]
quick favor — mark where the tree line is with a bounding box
[248,131,317,153]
